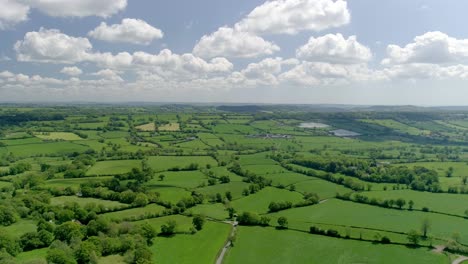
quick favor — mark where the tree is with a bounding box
[421,218,431,238]
[277,217,288,229]
[446,167,454,177]
[192,215,206,231]
[259,216,270,226]
[395,198,406,209]
[462,176,468,185]
[225,191,232,201]
[408,200,414,210]
[289,185,296,192]
[159,174,165,181]
[132,193,149,207]
[407,230,420,245]
[465,209,468,219]
[219,176,230,184]
[75,241,100,264]
[227,207,236,219]
[160,220,177,236]
[0,206,18,226]
[139,222,157,245]
[46,248,77,264]
[54,221,84,243]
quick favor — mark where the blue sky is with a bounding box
[1,0,468,105]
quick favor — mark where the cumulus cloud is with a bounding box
[14,28,234,82]
[236,0,350,35]
[60,66,83,76]
[26,0,127,18]
[92,69,123,81]
[239,57,299,85]
[88,18,164,45]
[193,0,350,60]
[279,62,382,86]
[296,34,372,64]
[0,0,29,29]
[382,31,468,65]
[0,0,126,29]
[14,28,93,63]
[193,27,280,59]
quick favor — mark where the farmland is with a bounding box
[1,105,468,263]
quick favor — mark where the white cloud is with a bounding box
[60,66,82,76]
[382,31,468,65]
[297,34,372,64]
[26,0,127,18]
[15,28,93,63]
[279,61,382,86]
[236,0,350,35]
[92,69,123,81]
[239,57,299,85]
[193,27,280,59]
[88,18,163,45]
[0,0,29,29]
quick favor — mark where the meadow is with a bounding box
[1,106,468,263]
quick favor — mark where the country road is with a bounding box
[215,221,238,264]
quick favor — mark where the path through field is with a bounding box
[216,221,238,264]
[452,256,468,264]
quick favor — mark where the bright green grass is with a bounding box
[44,177,112,189]
[209,166,244,182]
[5,142,90,157]
[16,248,48,263]
[360,119,427,135]
[399,161,468,177]
[152,221,230,264]
[101,204,166,221]
[98,254,126,264]
[238,152,277,166]
[232,187,304,214]
[0,181,13,188]
[135,215,193,233]
[241,164,287,175]
[196,182,251,200]
[225,226,448,264]
[271,199,468,244]
[150,186,192,203]
[262,172,312,186]
[197,133,225,146]
[146,156,217,172]
[188,203,229,220]
[294,178,353,199]
[0,137,43,146]
[361,189,468,216]
[0,219,37,237]
[86,160,142,176]
[50,196,127,209]
[34,132,82,141]
[147,171,207,189]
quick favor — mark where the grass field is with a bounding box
[151,221,231,263]
[271,199,468,244]
[86,159,142,176]
[225,226,448,264]
[146,156,217,172]
[136,122,156,131]
[50,196,128,210]
[34,132,83,140]
[232,187,304,214]
[158,123,180,131]
[361,189,468,216]
[101,204,166,221]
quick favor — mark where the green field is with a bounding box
[225,226,448,264]
[2,106,468,263]
[86,159,142,175]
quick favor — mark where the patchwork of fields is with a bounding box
[2,106,468,263]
